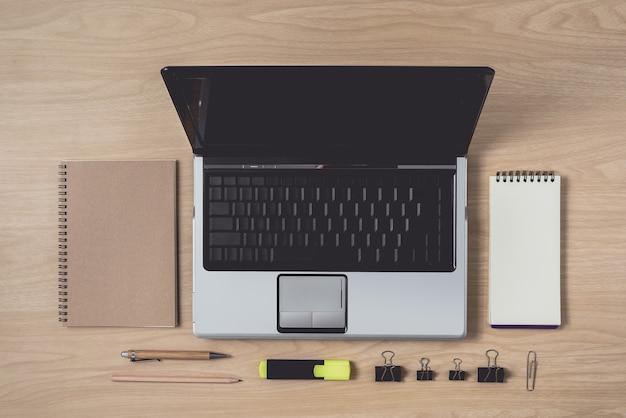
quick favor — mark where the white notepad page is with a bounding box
[489,172,561,328]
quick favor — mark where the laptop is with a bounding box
[162,66,494,339]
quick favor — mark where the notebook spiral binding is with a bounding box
[58,164,68,322]
[495,171,555,183]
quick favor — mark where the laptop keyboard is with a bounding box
[204,169,455,272]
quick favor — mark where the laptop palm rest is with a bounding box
[278,275,347,333]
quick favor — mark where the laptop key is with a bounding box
[208,187,222,200]
[224,248,238,261]
[209,202,230,215]
[209,232,241,246]
[256,187,269,201]
[272,247,317,263]
[208,176,222,186]
[241,187,253,200]
[209,248,222,261]
[224,187,237,200]
[241,248,254,261]
[209,217,234,231]
[234,202,247,216]
[243,233,257,246]
[258,248,269,262]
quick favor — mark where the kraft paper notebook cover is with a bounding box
[489,170,561,329]
[58,160,177,327]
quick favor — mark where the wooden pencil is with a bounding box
[111,374,241,384]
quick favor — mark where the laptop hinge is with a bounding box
[203,163,457,170]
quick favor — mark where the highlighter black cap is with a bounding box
[259,359,351,380]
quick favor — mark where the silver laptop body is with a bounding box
[162,66,494,339]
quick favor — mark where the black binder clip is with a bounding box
[478,349,505,383]
[375,350,401,382]
[416,358,433,381]
[448,358,466,381]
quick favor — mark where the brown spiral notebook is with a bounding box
[58,160,177,327]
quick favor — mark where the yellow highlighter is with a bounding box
[259,359,351,380]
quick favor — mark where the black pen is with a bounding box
[121,350,230,362]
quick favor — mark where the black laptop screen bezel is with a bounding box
[162,66,494,165]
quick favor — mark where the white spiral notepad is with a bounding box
[489,171,561,328]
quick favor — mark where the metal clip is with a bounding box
[375,350,401,382]
[449,358,466,381]
[382,350,394,366]
[417,357,433,380]
[486,349,498,368]
[478,349,505,382]
[122,350,162,363]
[527,351,537,391]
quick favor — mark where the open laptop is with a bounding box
[162,66,494,339]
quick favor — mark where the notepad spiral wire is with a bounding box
[495,170,555,183]
[58,164,69,322]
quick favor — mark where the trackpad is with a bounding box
[278,275,347,333]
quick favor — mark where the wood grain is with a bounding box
[1,0,625,416]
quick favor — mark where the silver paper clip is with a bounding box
[527,351,537,391]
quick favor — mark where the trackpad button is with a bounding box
[280,312,312,328]
[313,311,345,328]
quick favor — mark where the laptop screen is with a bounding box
[162,66,494,165]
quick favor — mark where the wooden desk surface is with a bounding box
[1,1,625,416]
